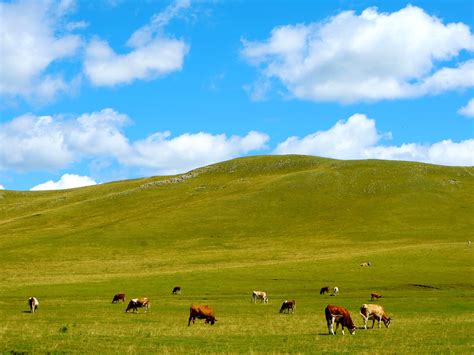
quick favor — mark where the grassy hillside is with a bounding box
[0,155,473,353]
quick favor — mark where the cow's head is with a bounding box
[264,297,269,304]
[205,317,217,325]
[384,317,391,328]
[349,326,356,335]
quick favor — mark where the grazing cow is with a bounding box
[125,298,150,313]
[325,304,356,335]
[370,293,382,301]
[468,240,472,247]
[360,262,371,267]
[112,293,126,303]
[28,297,39,313]
[172,286,181,295]
[320,287,330,295]
[360,304,391,329]
[188,304,216,326]
[333,287,339,295]
[279,300,296,314]
[252,290,269,303]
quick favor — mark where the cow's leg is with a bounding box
[378,316,382,328]
[360,314,368,329]
[188,316,192,326]
[327,318,335,335]
[341,324,345,335]
[371,318,375,328]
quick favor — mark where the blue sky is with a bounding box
[0,0,473,191]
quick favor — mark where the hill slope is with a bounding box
[0,155,473,352]
[1,155,472,284]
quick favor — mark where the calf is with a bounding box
[279,299,296,314]
[325,304,356,335]
[188,304,216,326]
[320,287,329,295]
[370,293,382,301]
[112,293,126,303]
[252,290,268,303]
[172,286,181,295]
[28,297,39,313]
[360,304,391,329]
[333,287,339,295]
[125,298,150,313]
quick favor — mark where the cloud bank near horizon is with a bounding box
[1,108,473,190]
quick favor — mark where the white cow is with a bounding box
[28,297,39,313]
[468,240,472,247]
[333,287,339,295]
[360,304,391,329]
[360,262,371,267]
[252,291,268,303]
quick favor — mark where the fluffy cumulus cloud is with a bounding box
[274,114,474,166]
[0,0,82,101]
[458,98,474,117]
[0,108,269,174]
[30,174,97,191]
[242,5,474,103]
[0,184,5,190]
[84,0,190,86]
[123,130,269,174]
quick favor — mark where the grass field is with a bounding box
[0,155,473,353]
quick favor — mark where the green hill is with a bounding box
[0,155,473,353]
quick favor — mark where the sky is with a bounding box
[0,0,473,191]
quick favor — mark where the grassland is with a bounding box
[0,155,473,353]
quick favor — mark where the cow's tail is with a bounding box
[324,306,332,322]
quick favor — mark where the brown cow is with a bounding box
[325,304,357,335]
[188,304,216,326]
[360,304,391,329]
[370,293,382,301]
[279,299,296,314]
[125,298,150,313]
[112,293,126,303]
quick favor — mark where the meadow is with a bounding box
[0,155,472,353]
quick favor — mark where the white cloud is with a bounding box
[0,0,82,101]
[84,0,190,86]
[458,98,474,117]
[0,108,269,174]
[30,174,97,191]
[127,0,190,48]
[0,184,5,190]
[242,5,474,103]
[274,114,474,166]
[123,130,269,174]
[84,37,188,86]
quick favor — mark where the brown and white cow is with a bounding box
[112,293,126,303]
[325,304,357,335]
[279,299,296,314]
[360,304,391,329]
[172,286,181,295]
[320,287,330,295]
[370,293,382,301]
[252,291,268,303]
[125,298,150,313]
[360,262,371,267]
[28,297,39,313]
[188,304,216,326]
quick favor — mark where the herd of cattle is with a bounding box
[27,285,391,335]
